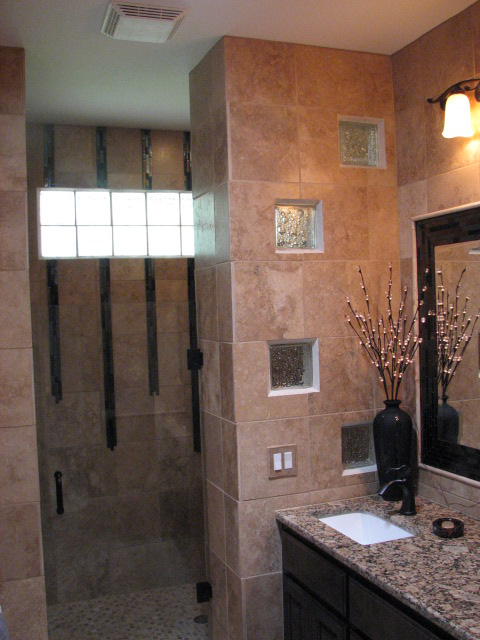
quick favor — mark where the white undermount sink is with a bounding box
[318,512,414,545]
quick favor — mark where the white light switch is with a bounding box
[284,451,293,469]
[273,452,282,471]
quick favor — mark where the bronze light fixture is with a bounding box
[428,78,480,138]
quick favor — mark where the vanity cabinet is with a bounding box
[281,528,456,640]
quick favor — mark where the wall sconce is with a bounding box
[428,79,480,138]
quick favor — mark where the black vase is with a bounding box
[437,395,459,444]
[373,400,413,502]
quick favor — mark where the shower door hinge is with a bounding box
[187,348,203,371]
[196,581,212,603]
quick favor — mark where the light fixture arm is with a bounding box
[428,78,480,110]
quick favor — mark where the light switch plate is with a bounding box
[268,445,298,479]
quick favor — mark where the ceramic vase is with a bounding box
[437,395,459,444]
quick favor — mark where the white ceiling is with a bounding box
[0,0,476,130]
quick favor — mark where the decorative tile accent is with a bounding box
[47,582,209,640]
[341,422,375,468]
[339,120,378,167]
[270,343,305,388]
[275,203,316,249]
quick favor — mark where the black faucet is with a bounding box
[377,465,416,516]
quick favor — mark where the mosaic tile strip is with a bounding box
[339,120,378,167]
[275,204,316,249]
[341,422,374,468]
[270,343,306,389]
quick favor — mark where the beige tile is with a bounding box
[309,411,376,491]
[207,481,225,561]
[308,481,378,505]
[216,262,233,342]
[112,386,155,417]
[0,348,34,427]
[237,417,310,500]
[204,411,223,488]
[362,53,394,117]
[225,37,296,106]
[112,302,145,335]
[211,39,226,112]
[398,181,427,259]
[115,440,158,494]
[210,551,228,632]
[244,573,283,640]
[367,186,399,261]
[54,125,96,174]
[233,341,309,422]
[44,392,105,448]
[0,150,26,191]
[110,259,145,281]
[156,278,188,302]
[193,190,215,268]
[0,270,31,348]
[226,567,244,640]
[234,261,304,341]
[196,266,218,341]
[229,181,300,262]
[222,419,239,500]
[219,339,234,420]
[191,120,214,198]
[0,114,26,158]
[427,164,480,212]
[308,337,374,416]
[151,130,184,185]
[0,503,43,580]
[224,494,240,574]
[214,182,230,264]
[154,384,190,414]
[0,47,25,115]
[200,340,221,416]
[189,49,213,132]
[106,127,142,176]
[62,335,103,393]
[213,105,228,188]
[157,331,189,387]
[229,103,299,182]
[0,426,39,505]
[54,171,97,188]
[366,114,398,188]
[155,258,188,281]
[58,260,97,305]
[0,577,48,640]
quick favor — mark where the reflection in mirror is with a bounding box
[434,242,480,447]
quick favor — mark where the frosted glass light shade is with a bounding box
[442,93,474,138]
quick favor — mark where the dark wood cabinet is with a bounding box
[281,529,456,640]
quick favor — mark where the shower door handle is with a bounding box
[54,471,64,515]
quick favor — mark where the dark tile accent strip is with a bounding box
[47,260,62,403]
[96,126,108,188]
[145,258,159,395]
[187,257,201,453]
[44,124,55,187]
[99,259,117,451]
[183,131,192,191]
[142,129,152,190]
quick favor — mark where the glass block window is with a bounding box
[37,188,194,259]
[338,116,386,168]
[341,422,375,469]
[275,200,323,252]
[269,339,318,395]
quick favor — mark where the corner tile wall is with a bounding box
[26,125,204,604]
[0,47,48,640]
[392,1,480,515]
[190,37,398,639]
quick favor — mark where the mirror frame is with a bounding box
[416,206,480,483]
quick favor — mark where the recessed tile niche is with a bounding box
[269,339,319,396]
[275,200,323,252]
[341,422,376,473]
[338,116,386,169]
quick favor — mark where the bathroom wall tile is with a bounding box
[0,46,25,115]
[300,184,369,261]
[112,334,148,389]
[213,105,228,187]
[229,103,298,182]
[362,53,394,117]
[211,39,226,112]
[157,489,189,536]
[115,440,158,495]
[151,129,184,188]
[304,261,370,338]
[295,44,364,113]
[191,120,214,198]
[216,262,233,342]
[226,567,244,640]
[157,331,189,387]
[58,260,97,305]
[308,337,374,416]
[44,392,103,448]
[244,572,283,640]
[155,258,187,281]
[60,303,99,339]
[0,150,27,191]
[214,182,230,264]
[200,339,221,416]
[112,302,145,335]
[55,546,110,602]
[233,341,309,422]
[61,335,103,393]
[229,181,299,262]
[0,191,27,270]
[367,186,400,260]
[234,261,304,341]
[366,114,398,188]
[0,503,43,580]
[189,48,213,132]
[155,278,188,302]
[309,411,376,490]
[0,270,31,348]
[0,348,34,427]
[156,301,189,333]
[193,190,215,268]
[222,419,239,500]
[106,127,142,176]
[54,171,97,188]
[54,125,96,174]
[206,481,226,561]
[427,164,480,212]
[0,577,48,640]
[225,37,296,106]
[204,411,224,489]
[210,551,228,632]
[237,417,310,500]
[0,426,39,505]
[398,180,428,259]
[0,114,26,159]
[110,259,145,281]
[224,494,240,573]
[154,410,192,439]
[308,481,378,505]
[196,266,218,341]
[154,384,190,414]
[297,107,367,186]
[110,279,145,303]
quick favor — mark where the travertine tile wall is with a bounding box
[392,1,480,515]
[0,47,48,640]
[190,37,398,639]
[26,125,204,603]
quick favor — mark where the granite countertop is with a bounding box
[276,495,480,640]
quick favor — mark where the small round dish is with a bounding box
[432,517,464,539]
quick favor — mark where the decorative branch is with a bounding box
[346,264,428,402]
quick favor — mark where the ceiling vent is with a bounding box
[101,2,187,43]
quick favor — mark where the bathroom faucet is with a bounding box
[377,465,416,516]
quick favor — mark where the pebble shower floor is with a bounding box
[47,583,209,640]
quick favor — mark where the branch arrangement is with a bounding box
[436,267,480,398]
[346,264,427,401]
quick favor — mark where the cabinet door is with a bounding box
[309,597,347,640]
[284,576,309,640]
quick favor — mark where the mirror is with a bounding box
[416,207,480,482]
